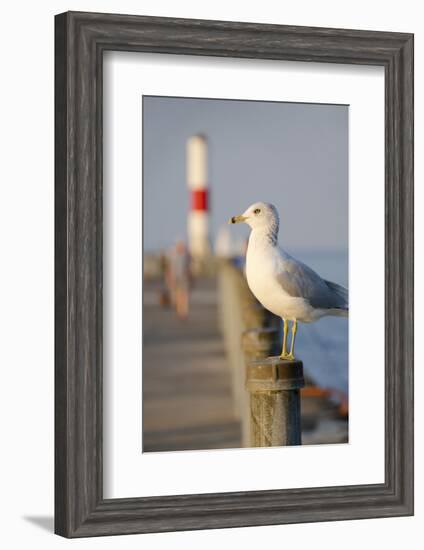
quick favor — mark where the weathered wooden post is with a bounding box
[240,327,280,446]
[246,357,305,446]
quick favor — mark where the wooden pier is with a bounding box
[143,277,241,452]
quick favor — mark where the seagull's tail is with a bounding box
[325,280,349,312]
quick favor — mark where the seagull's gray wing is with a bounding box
[276,255,348,310]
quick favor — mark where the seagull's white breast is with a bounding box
[245,234,317,322]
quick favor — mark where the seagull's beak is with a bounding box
[228,214,247,224]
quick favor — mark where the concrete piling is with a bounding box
[246,357,304,447]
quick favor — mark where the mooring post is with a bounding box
[240,327,280,446]
[246,357,305,447]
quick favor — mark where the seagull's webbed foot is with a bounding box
[279,351,296,361]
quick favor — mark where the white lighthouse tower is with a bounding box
[186,134,211,273]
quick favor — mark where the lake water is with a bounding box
[288,249,349,397]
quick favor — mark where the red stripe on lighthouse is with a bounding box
[191,189,208,211]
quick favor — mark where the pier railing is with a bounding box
[217,259,304,447]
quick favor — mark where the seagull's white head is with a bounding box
[229,202,280,234]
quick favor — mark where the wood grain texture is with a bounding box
[54,11,414,538]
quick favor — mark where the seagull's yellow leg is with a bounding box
[280,318,289,359]
[287,319,298,360]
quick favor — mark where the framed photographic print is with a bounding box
[55,11,414,537]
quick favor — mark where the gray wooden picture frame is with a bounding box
[55,11,414,538]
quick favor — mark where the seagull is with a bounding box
[229,202,348,360]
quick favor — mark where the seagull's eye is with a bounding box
[254,208,261,214]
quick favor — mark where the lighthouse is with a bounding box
[186,134,211,273]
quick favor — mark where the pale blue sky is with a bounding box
[143,96,348,253]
